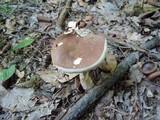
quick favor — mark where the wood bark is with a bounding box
[61,36,160,120]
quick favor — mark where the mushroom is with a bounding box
[51,33,107,90]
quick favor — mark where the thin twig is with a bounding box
[56,0,72,30]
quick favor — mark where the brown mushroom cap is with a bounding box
[51,33,107,73]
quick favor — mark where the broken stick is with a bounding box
[56,0,72,30]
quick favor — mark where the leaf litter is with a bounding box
[0,0,160,120]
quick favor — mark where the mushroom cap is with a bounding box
[51,33,107,73]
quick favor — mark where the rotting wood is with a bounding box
[60,36,160,120]
[56,0,72,30]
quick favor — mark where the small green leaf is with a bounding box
[12,37,34,51]
[0,64,16,81]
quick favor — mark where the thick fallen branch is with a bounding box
[61,36,160,120]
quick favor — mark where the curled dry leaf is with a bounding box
[36,70,61,87]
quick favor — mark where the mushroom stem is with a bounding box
[98,60,110,72]
[79,72,94,90]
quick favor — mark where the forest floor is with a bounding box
[0,0,160,120]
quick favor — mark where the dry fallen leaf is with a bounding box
[36,70,61,87]
[129,62,144,83]
[66,73,79,80]
[1,88,36,112]
[37,69,71,85]
[99,53,117,74]
[26,101,56,120]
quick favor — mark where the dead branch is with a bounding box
[61,36,160,120]
[144,0,160,7]
[56,0,72,30]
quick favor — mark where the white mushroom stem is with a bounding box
[79,72,94,90]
